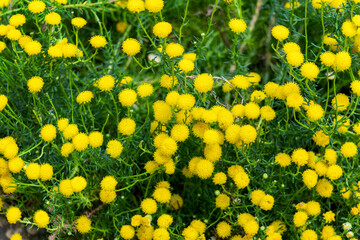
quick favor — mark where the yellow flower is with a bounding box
[39,163,53,181]
[9,14,26,27]
[153,21,172,38]
[6,206,21,224]
[215,194,230,209]
[76,91,93,104]
[89,35,107,48]
[141,198,157,214]
[127,0,145,13]
[45,12,61,25]
[194,73,213,93]
[228,18,247,33]
[323,211,335,223]
[216,221,231,238]
[28,0,46,14]
[272,25,289,41]
[145,0,163,13]
[71,17,87,28]
[76,215,91,234]
[40,124,56,142]
[27,76,44,93]
[122,38,141,56]
[33,210,49,228]
[165,43,184,58]
[24,41,41,55]
[118,88,137,107]
[120,225,135,240]
[106,140,123,158]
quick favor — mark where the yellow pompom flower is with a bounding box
[320,51,336,67]
[177,94,195,110]
[302,169,318,189]
[157,214,173,228]
[260,106,276,121]
[332,93,349,111]
[286,51,304,67]
[40,124,56,142]
[9,14,26,27]
[244,102,260,119]
[326,164,342,180]
[293,211,308,227]
[57,118,69,131]
[76,215,91,234]
[0,95,8,111]
[233,171,250,189]
[59,179,74,196]
[61,142,74,157]
[153,100,172,123]
[228,18,247,33]
[63,124,79,140]
[39,163,53,181]
[71,17,87,28]
[275,153,291,167]
[99,190,116,203]
[120,225,135,240]
[160,74,178,89]
[165,43,184,58]
[283,42,301,54]
[27,76,44,93]
[300,62,319,81]
[45,12,61,25]
[137,83,154,97]
[291,148,308,166]
[341,142,357,158]
[89,35,107,48]
[6,206,21,224]
[316,179,333,197]
[259,194,274,210]
[0,41,6,53]
[231,75,250,89]
[70,176,87,192]
[272,25,289,41]
[145,0,163,12]
[106,140,123,158]
[76,91,93,104]
[215,194,230,209]
[153,22,172,38]
[141,198,157,214]
[88,131,103,148]
[7,29,21,41]
[118,88,137,107]
[216,221,231,238]
[350,80,360,96]
[212,172,227,185]
[24,41,41,55]
[10,233,22,240]
[72,133,89,151]
[171,124,189,142]
[306,104,324,121]
[8,157,24,173]
[33,210,49,228]
[323,211,335,223]
[122,38,141,56]
[312,130,329,147]
[196,159,214,179]
[194,73,213,93]
[239,124,257,144]
[342,20,357,37]
[95,75,115,91]
[26,163,40,180]
[127,0,145,13]
[100,176,118,190]
[178,59,194,72]
[118,118,136,136]
[334,51,351,72]
[153,187,171,203]
[28,0,46,14]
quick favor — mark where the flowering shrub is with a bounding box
[0,0,360,239]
